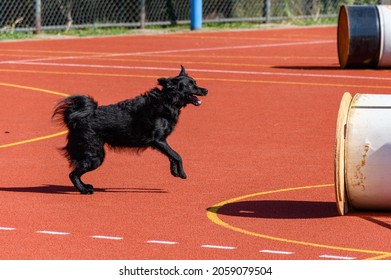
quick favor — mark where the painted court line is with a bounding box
[260,249,294,255]
[201,245,236,250]
[319,255,356,260]
[239,210,255,214]
[0,227,377,259]
[5,61,391,83]
[1,40,334,65]
[0,227,16,231]
[36,230,70,235]
[207,184,391,259]
[0,131,68,149]
[91,235,123,240]
[0,82,69,97]
[147,240,178,245]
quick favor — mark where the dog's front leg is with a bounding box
[152,140,187,179]
[169,158,182,178]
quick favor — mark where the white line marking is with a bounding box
[319,254,356,260]
[91,235,123,240]
[6,38,386,84]
[0,227,16,231]
[1,40,334,64]
[36,230,70,235]
[260,249,294,255]
[11,61,174,71]
[239,210,255,214]
[147,240,178,245]
[201,245,236,250]
[4,61,391,83]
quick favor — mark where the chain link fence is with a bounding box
[0,0,389,33]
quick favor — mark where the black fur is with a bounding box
[52,66,208,194]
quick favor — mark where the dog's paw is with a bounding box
[170,162,187,179]
[171,171,187,179]
[170,166,180,177]
[80,188,94,195]
[178,171,187,179]
[84,184,94,190]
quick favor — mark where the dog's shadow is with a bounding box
[207,200,338,219]
[207,200,391,231]
[0,185,168,195]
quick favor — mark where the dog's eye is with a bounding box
[189,80,196,86]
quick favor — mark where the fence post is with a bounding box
[140,0,145,29]
[263,0,271,23]
[190,0,202,30]
[34,0,42,34]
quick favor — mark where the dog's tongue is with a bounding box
[191,95,202,106]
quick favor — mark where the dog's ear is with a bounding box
[179,65,188,76]
[158,77,175,89]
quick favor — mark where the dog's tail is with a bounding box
[52,95,98,129]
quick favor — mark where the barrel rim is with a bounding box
[337,5,349,68]
[334,92,352,215]
[377,5,391,67]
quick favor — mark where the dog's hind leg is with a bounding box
[69,169,93,195]
[67,137,105,194]
[69,155,104,194]
[152,140,187,179]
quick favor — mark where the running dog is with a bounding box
[53,66,208,194]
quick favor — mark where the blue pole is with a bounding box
[35,0,41,34]
[190,0,202,30]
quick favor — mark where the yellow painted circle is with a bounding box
[207,184,391,260]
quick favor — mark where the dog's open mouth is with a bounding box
[189,95,202,106]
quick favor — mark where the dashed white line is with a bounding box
[147,240,178,245]
[0,227,16,231]
[260,249,294,255]
[0,226,365,258]
[36,230,70,235]
[319,254,356,260]
[91,235,123,240]
[201,245,236,250]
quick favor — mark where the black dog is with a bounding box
[53,66,208,194]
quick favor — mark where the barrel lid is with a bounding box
[337,6,350,68]
[334,92,352,215]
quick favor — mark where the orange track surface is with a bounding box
[0,26,390,260]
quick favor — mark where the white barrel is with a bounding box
[345,94,391,211]
[335,93,391,215]
[378,5,391,67]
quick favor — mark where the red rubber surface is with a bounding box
[0,26,390,260]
